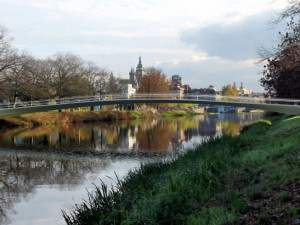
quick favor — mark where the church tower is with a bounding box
[136,56,145,83]
[129,67,137,86]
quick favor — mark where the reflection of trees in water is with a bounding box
[0,114,265,154]
[0,113,266,223]
[137,123,171,152]
[221,121,241,136]
[220,114,265,136]
[0,152,109,225]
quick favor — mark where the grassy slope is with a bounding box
[63,115,300,225]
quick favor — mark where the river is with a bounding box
[0,113,264,225]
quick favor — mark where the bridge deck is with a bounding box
[0,94,299,117]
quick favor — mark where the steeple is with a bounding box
[137,56,143,68]
[136,56,145,83]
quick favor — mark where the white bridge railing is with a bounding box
[0,94,299,110]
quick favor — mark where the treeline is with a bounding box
[0,26,123,104]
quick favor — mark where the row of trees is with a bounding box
[260,0,300,98]
[0,26,123,103]
[0,24,172,105]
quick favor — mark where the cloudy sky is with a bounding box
[0,0,289,92]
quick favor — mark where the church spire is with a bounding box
[137,56,143,68]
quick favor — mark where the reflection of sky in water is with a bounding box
[0,113,265,225]
[11,158,144,225]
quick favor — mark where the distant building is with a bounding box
[169,74,184,97]
[236,82,253,96]
[129,57,145,88]
[119,79,136,97]
[208,85,217,92]
[120,57,146,96]
[191,87,217,95]
[171,75,182,88]
[183,85,191,94]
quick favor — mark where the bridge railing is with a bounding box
[0,93,299,110]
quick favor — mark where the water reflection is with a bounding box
[0,113,263,154]
[0,113,264,224]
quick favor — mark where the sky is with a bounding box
[0,0,289,92]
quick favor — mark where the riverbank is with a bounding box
[0,110,146,128]
[63,114,300,225]
[0,109,200,128]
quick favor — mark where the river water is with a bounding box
[0,113,264,225]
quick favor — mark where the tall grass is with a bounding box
[63,135,249,224]
[63,115,300,225]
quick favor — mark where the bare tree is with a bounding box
[274,0,300,23]
[0,26,17,74]
[0,53,34,104]
[0,25,115,101]
[51,53,91,98]
[83,62,109,96]
[35,59,56,99]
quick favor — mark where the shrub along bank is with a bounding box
[0,109,199,128]
[63,115,300,225]
[0,110,152,128]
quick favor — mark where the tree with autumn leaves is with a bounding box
[221,84,238,96]
[137,67,170,109]
[138,67,170,95]
[260,1,300,98]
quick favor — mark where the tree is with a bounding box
[221,84,238,96]
[0,53,33,104]
[0,25,17,74]
[138,67,170,109]
[138,67,169,94]
[0,24,116,101]
[51,53,92,98]
[83,62,109,96]
[106,73,122,94]
[260,1,300,98]
[33,59,56,99]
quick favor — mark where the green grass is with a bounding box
[63,114,300,225]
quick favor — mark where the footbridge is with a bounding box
[0,94,299,117]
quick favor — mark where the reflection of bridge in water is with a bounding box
[0,94,300,117]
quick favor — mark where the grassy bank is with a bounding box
[63,115,300,225]
[0,110,151,128]
[0,109,199,128]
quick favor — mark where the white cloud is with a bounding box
[181,13,281,61]
[0,0,289,93]
[80,31,177,38]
